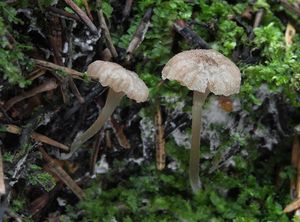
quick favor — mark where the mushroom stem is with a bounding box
[189,90,209,193]
[70,88,124,153]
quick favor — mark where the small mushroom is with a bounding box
[70,61,149,155]
[162,49,241,193]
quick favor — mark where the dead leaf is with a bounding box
[218,96,233,112]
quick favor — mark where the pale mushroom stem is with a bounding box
[189,90,209,193]
[70,88,124,152]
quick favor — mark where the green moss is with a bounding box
[27,164,56,192]
[0,2,32,87]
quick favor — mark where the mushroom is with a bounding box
[70,61,149,155]
[161,49,241,193]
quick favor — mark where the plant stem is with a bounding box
[189,90,209,193]
[70,88,124,155]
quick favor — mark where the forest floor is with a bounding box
[1,0,300,221]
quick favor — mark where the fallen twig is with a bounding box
[0,149,5,195]
[0,104,12,122]
[48,15,71,104]
[3,124,69,151]
[296,143,300,216]
[69,79,85,104]
[248,8,264,40]
[5,209,22,222]
[29,183,64,217]
[48,6,81,21]
[90,132,103,175]
[64,0,99,35]
[279,0,300,17]
[33,59,85,79]
[173,20,210,49]
[96,0,118,59]
[291,136,300,199]
[126,8,153,61]
[82,0,93,21]
[284,197,300,213]
[4,79,58,111]
[27,68,46,81]
[122,0,134,21]
[39,148,85,200]
[253,9,264,29]
[155,103,165,170]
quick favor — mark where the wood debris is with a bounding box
[96,0,118,59]
[126,8,153,61]
[110,117,131,149]
[155,104,165,170]
[64,0,99,36]
[285,135,300,214]
[285,23,296,47]
[33,59,85,80]
[4,79,58,111]
[3,124,69,151]
[173,20,210,49]
[122,0,134,20]
[39,148,85,200]
[0,148,5,195]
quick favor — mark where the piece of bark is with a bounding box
[3,124,69,151]
[39,148,85,200]
[48,16,85,105]
[155,104,165,170]
[64,0,99,36]
[173,20,210,49]
[48,15,70,104]
[126,8,153,61]
[4,80,58,111]
[48,16,63,66]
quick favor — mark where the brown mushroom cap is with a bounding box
[87,61,149,103]
[162,49,241,96]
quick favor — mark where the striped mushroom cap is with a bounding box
[87,61,149,103]
[162,49,241,96]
